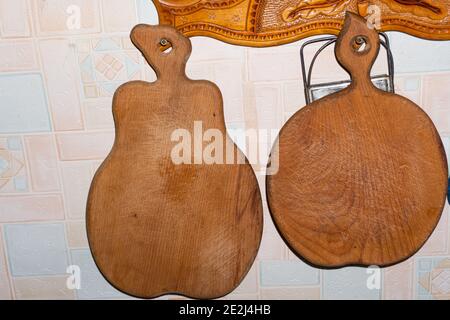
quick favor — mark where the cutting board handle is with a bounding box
[335,12,380,87]
[130,24,192,81]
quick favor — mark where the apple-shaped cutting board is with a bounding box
[267,13,448,268]
[86,25,263,299]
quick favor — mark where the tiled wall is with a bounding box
[0,0,449,300]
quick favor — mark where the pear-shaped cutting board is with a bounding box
[267,13,448,268]
[86,25,263,299]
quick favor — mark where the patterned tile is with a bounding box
[0,137,28,193]
[0,0,31,37]
[390,33,450,73]
[394,75,422,105]
[260,260,320,287]
[39,39,84,131]
[76,37,142,99]
[101,0,137,32]
[417,204,448,256]
[0,74,51,134]
[0,195,64,223]
[283,81,305,114]
[224,293,259,300]
[234,264,258,294]
[226,122,247,157]
[422,73,450,134]
[56,132,114,161]
[0,41,38,72]
[34,0,101,35]
[14,276,76,300]
[416,257,450,300]
[136,0,159,24]
[24,135,60,192]
[186,61,214,81]
[60,162,93,219]
[66,221,88,248]
[251,83,283,130]
[248,46,301,82]
[260,287,320,300]
[70,249,125,299]
[383,258,413,300]
[443,136,450,171]
[190,37,245,62]
[323,267,381,300]
[0,226,12,299]
[4,223,69,277]
[213,61,245,124]
[444,137,450,205]
[257,215,288,260]
[83,99,114,130]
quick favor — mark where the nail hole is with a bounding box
[351,36,370,54]
[159,39,173,54]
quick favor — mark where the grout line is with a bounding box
[319,269,323,300]
[34,37,56,133]
[0,220,67,227]
[52,133,69,220]
[63,220,76,299]
[0,224,16,299]
[68,38,88,134]
[255,259,261,298]
[26,0,36,38]
[20,135,33,194]
[98,0,105,35]
[0,129,115,138]
[134,0,141,25]
[0,191,63,197]
[418,73,425,108]
[412,257,418,299]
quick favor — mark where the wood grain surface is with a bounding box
[267,13,448,268]
[86,25,263,299]
[153,0,450,47]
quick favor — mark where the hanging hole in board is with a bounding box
[351,35,370,54]
[159,38,173,54]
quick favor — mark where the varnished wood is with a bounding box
[153,0,450,47]
[266,13,448,268]
[86,25,263,299]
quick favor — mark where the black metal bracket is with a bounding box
[300,32,395,104]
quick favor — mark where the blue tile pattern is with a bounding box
[0,74,51,133]
[323,267,381,300]
[70,249,126,299]
[260,260,320,287]
[4,223,68,276]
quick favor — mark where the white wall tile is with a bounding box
[24,135,60,192]
[60,162,93,220]
[39,39,84,131]
[101,0,137,32]
[0,41,38,72]
[14,276,76,300]
[0,195,64,223]
[389,32,450,73]
[0,228,12,299]
[33,0,101,35]
[0,0,31,38]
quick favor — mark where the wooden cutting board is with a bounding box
[267,12,448,268]
[86,25,263,299]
